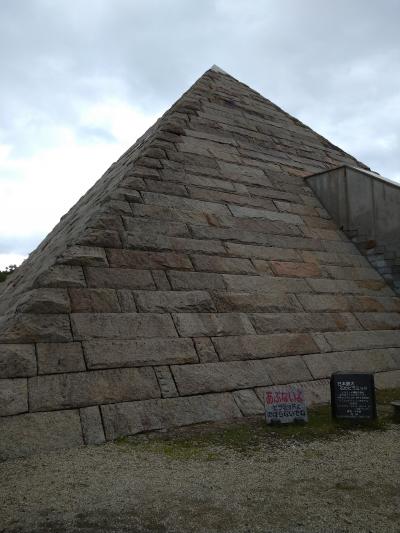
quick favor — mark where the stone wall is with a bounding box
[1,67,400,459]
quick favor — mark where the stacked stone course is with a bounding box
[1,67,400,458]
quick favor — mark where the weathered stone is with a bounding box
[347,296,400,313]
[83,338,198,369]
[0,410,83,460]
[71,313,177,340]
[213,333,318,361]
[229,204,303,225]
[85,267,155,289]
[262,356,313,384]
[191,254,256,274]
[0,378,28,415]
[58,246,109,267]
[172,360,273,395]
[274,200,317,217]
[116,290,137,312]
[29,367,160,411]
[77,228,122,248]
[224,243,301,262]
[101,393,242,440]
[194,337,219,362]
[211,291,302,313]
[122,216,189,237]
[0,314,72,343]
[107,248,193,270]
[16,289,71,314]
[322,330,400,352]
[125,232,225,255]
[306,278,391,296]
[144,179,188,197]
[250,312,362,334]
[324,265,382,281]
[270,261,321,278]
[34,266,86,288]
[232,389,264,415]
[151,270,171,290]
[134,290,216,313]
[256,379,330,407]
[304,349,399,379]
[223,274,310,293]
[37,342,86,374]
[69,288,121,313]
[80,406,106,445]
[168,271,225,290]
[354,313,400,331]
[297,293,350,312]
[0,344,36,378]
[154,366,178,398]
[374,370,400,389]
[173,313,254,337]
[132,203,215,226]
[142,191,230,216]
[189,187,276,210]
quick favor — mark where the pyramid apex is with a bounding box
[210,64,229,75]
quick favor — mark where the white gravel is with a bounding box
[1,423,399,533]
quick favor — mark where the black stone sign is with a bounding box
[330,372,377,421]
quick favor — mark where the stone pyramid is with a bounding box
[1,66,400,459]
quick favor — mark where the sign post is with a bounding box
[330,372,377,421]
[265,386,308,424]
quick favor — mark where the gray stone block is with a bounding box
[58,246,109,267]
[29,367,160,411]
[211,292,302,313]
[80,406,106,445]
[152,270,171,290]
[263,356,312,384]
[107,248,193,270]
[229,204,303,225]
[101,393,242,440]
[142,191,230,216]
[16,289,71,314]
[250,312,362,334]
[190,254,256,274]
[77,228,122,248]
[116,290,137,312]
[154,366,178,398]
[0,314,73,343]
[134,290,216,313]
[37,342,86,374]
[172,360,273,395]
[71,313,177,340]
[125,232,225,255]
[0,410,83,460]
[194,337,219,363]
[35,265,86,288]
[225,242,300,261]
[232,389,264,415]
[223,274,310,293]
[168,271,225,290]
[0,378,28,415]
[172,312,254,337]
[304,349,399,379]
[323,330,400,352]
[213,333,318,361]
[0,344,37,378]
[374,370,400,389]
[83,338,198,369]
[354,313,400,331]
[297,294,349,312]
[122,217,189,237]
[69,288,121,313]
[85,267,155,290]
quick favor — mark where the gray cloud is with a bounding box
[0,0,399,174]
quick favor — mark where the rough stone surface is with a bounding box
[0,66,397,457]
[37,342,86,374]
[29,367,160,411]
[101,393,242,440]
[80,406,106,445]
[0,344,36,378]
[83,338,198,369]
[0,378,28,416]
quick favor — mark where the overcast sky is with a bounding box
[0,0,399,269]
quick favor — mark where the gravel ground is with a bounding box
[1,421,399,533]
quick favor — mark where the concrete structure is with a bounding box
[307,165,400,294]
[1,66,400,460]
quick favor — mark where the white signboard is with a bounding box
[265,386,308,424]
